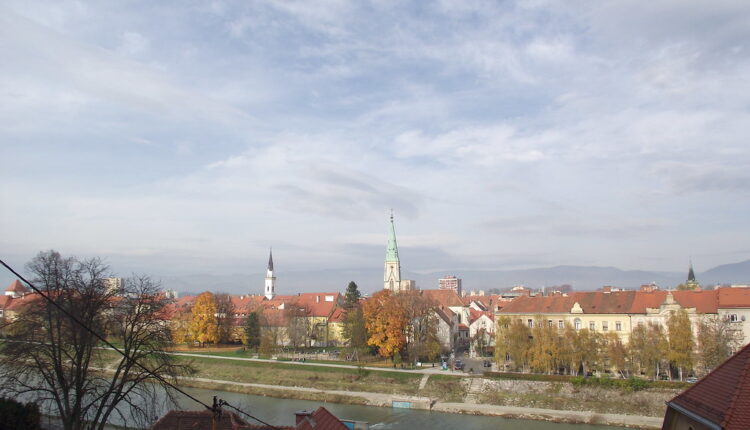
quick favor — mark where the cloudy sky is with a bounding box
[1,0,749,292]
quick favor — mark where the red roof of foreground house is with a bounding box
[150,409,289,430]
[666,342,750,430]
[150,406,348,430]
[5,280,28,294]
[294,407,349,430]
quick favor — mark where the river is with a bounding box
[161,386,631,430]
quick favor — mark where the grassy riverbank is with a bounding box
[186,355,423,396]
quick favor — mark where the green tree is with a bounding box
[345,281,361,308]
[244,312,261,350]
[189,292,219,346]
[667,309,695,381]
[342,306,368,349]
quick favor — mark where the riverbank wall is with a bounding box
[176,376,663,429]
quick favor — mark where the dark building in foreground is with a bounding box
[662,343,750,430]
[151,406,364,430]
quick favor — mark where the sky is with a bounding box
[1,0,749,293]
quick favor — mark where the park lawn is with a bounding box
[185,355,423,396]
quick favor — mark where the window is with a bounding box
[615,321,622,331]
[589,321,596,331]
[730,314,739,322]
[574,318,581,330]
[527,319,533,328]
[602,321,609,331]
[548,320,553,328]
[558,320,564,329]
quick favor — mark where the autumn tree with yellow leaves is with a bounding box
[362,290,407,359]
[189,292,219,346]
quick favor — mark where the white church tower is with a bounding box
[264,249,276,300]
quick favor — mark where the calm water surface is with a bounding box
[169,386,631,430]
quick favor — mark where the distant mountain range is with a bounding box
[167,259,750,296]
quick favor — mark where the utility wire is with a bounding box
[1,258,286,429]
[0,259,213,411]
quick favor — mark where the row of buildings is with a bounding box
[2,216,749,357]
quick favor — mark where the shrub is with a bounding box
[0,397,41,430]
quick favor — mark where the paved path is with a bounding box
[463,377,483,404]
[170,351,457,376]
[178,375,662,429]
[418,374,430,390]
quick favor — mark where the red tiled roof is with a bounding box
[295,407,349,430]
[0,295,11,308]
[718,287,750,308]
[469,308,494,324]
[668,342,750,430]
[150,407,346,430]
[434,307,453,325]
[231,295,265,313]
[150,409,290,430]
[421,289,465,307]
[5,293,42,311]
[499,290,719,314]
[5,280,28,293]
[328,307,346,323]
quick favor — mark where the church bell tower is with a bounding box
[384,213,401,291]
[265,249,276,300]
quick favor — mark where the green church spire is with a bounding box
[385,212,400,263]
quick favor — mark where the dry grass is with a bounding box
[185,356,422,396]
[421,375,468,402]
[179,379,370,405]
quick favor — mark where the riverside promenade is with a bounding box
[169,352,663,429]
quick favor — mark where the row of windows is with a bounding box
[524,318,622,332]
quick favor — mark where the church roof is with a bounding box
[688,261,696,282]
[267,249,274,271]
[667,342,750,430]
[385,214,399,262]
[5,280,28,294]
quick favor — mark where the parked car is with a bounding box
[453,360,464,371]
[483,360,492,368]
[686,377,698,383]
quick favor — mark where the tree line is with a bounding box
[494,309,742,380]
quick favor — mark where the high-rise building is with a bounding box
[439,275,462,296]
[264,249,276,299]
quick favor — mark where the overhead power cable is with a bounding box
[0,259,284,429]
[0,259,213,409]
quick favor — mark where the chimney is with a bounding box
[295,410,312,425]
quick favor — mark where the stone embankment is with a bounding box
[178,374,664,429]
